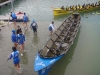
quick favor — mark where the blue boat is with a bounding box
[34,13,81,75]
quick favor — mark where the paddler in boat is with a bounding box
[48,21,57,35]
[69,6,72,11]
[82,4,85,9]
[98,1,100,6]
[79,5,82,10]
[72,5,76,11]
[10,12,17,26]
[66,6,69,11]
[91,3,95,7]
[61,6,65,10]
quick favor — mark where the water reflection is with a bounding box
[10,67,17,75]
[48,28,81,75]
[20,52,28,65]
[32,34,40,45]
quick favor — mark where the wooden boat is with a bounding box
[34,13,81,75]
[53,1,100,16]
[0,12,29,22]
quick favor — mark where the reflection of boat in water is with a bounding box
[34,13,81,75]
[0,12,29,22]
[32,34,40,45]
[53,1,100,16]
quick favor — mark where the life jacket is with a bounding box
[17,34,25,43]
[13,51,19,59]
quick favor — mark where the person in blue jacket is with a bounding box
[17,30,25,56]
[11,30,18,47]
[23,13,28,28]
[10,12,17,26]
[7,46,21,74]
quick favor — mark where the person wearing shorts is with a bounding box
[10,12,17,26]
[11,30,18,47]
[48,21,57,35]
[7,46,21,74]
[23,13,28,28]
[30,20,38,34]
[17,31,25,56]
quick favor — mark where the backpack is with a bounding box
[31,22,37,29]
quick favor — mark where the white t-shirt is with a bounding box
[49,23,57,30]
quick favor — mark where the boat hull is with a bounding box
[34,54,63,75]
[53,5,100,16]
[53,8,73,16]
[34,13,81,75]
[38,64,53,75]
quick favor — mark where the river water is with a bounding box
[0,0,100,75]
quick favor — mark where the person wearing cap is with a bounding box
[17,31,25,56]
[30,20,38,34]
[23,13,28,28]
[11,30,18,47]
[10,12,17,26]
[7,46,21,74]
[48,21,57,35]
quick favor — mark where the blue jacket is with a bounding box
[11,13,17,19]
[17,34,25,44]
[8,50,20,64]
[23,15,28,22]
[11,31,17,43]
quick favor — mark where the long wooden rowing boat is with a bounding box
[34,13,81,75]
[53,1,100,16]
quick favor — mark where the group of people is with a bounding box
[7,11,57,74]
[10,12,28,28]
[61,1,100,11]
[7,25,25,74]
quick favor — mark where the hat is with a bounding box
[33,20,35,23]
[12,30,16,33]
